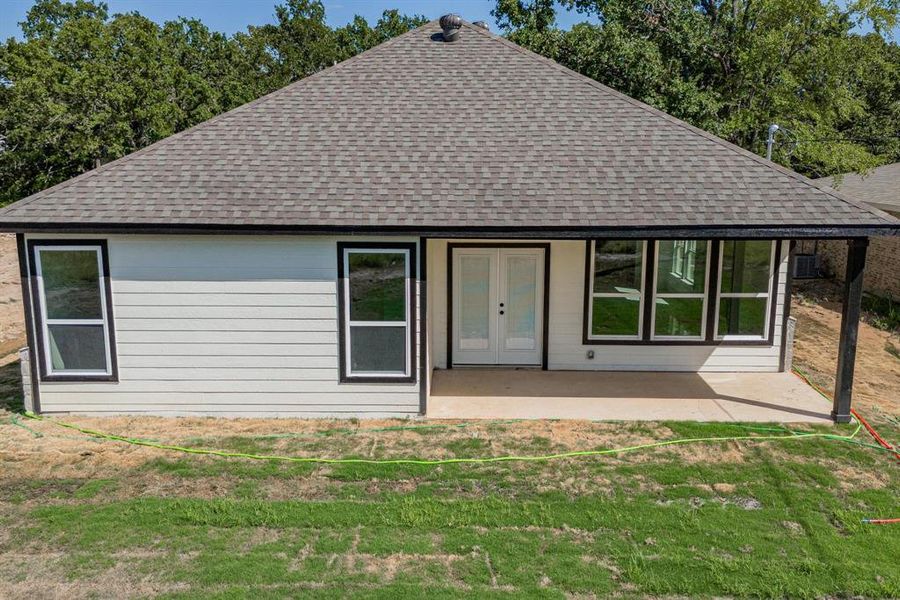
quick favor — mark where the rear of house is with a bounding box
[2,19,897,422]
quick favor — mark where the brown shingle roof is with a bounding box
[1,20,897,235]
[816,163,900,217]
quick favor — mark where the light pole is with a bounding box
[766,124,780,161]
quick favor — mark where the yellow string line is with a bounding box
[22,412,864,466]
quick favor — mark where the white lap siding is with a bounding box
[29,235,420,417]
[428,239,788,372]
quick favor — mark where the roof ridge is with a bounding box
[0,19,440,216]
[460,21,893,225]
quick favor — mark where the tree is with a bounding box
[335,10,428,59]
[0,0,424,205]
[493,0,900,177]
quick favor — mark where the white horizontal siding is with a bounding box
[118,355,338,368]
[113,280,338,294]
[117,343,337,356]
[115,293,336,306]
[29,234,420,417]
[115,318,338,331]
[428,238,788,373]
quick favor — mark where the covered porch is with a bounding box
[422,237,872,423]
[428,369,833,423]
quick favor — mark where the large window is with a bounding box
[716,240,776,340]
[30,241,116,380]
[653,240,709,339]
[338,243,416,382]
[586,240,646,340]
[585,239,779,344]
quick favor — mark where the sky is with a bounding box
[0,0,895,41]
[0,0,594,40]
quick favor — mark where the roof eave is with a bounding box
[1,221,897,238]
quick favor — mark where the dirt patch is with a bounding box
[0,553,188,600]
[792,298,900,418]
[0,233,25,362]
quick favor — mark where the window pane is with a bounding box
[48,324,107,371]
[593,241,643,293]
[40,250,102,320]
[656,240,707,294]
[718,298,768,337]
[591,297,640,336]
[655,298,704,337]
[348,252,406,321]
[350,326,406,373]
[720,241,772,294]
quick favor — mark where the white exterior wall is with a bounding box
[27,234,421,417]
[428,239,789,372]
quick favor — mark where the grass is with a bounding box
[863,293,900,332]
[1,416,899,598]
[886,341,900,360]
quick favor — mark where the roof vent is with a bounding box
[473,21,489,31]
[440,14,462,42]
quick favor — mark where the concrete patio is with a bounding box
[428,369,833,423]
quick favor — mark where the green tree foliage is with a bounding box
[494,0,900,177]
[0,0,425,205]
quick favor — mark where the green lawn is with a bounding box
[0,415,898,598]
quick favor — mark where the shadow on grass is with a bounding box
[0,358,24,413]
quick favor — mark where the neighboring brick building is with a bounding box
[806,163,900,299]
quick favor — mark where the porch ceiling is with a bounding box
[428,369,832,423]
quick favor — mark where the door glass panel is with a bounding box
[459,255,491,350]
[505,256,537,350]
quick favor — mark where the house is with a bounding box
[804,163,900,299]
[0,18,897,423]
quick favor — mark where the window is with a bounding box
[584,239,780,345]
[653,240,709,339]
[586,240,646,339]
[30,241,116,380]
[338,243,416,382]
[716,240,776,340]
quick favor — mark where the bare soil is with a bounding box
[0,233,25,364]
[791,296,900,418]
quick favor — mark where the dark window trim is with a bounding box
[418,237,428,414]
[641,240,657,341]
[27,238,119,383]
[16,234,42,411]
[336,241,418,384]
[446,243,551,370]
[582,238,783,347]
[581,240,649,344]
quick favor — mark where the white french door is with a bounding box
[452,247,545,366]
